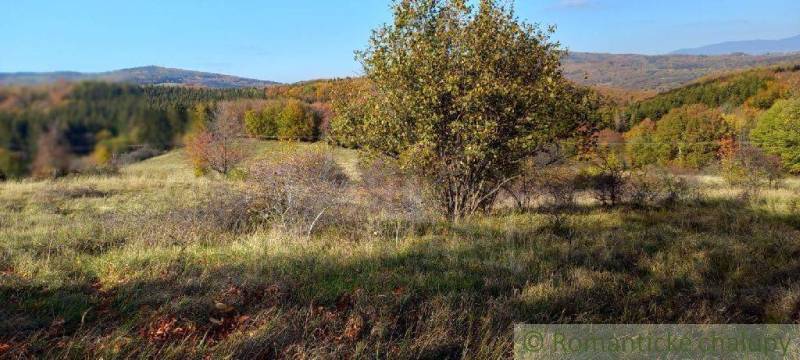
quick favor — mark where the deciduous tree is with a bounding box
[332,0,597,220]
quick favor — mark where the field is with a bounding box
[1,141,800,358]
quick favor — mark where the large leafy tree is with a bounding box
[651,104,730,169]
[751,98,800,173]
[332,0,597,220]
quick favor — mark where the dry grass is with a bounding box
[2,141,800,359]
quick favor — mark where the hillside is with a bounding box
[611,63,800,172]
[0,66,279,89]
[672,34,800,56]
[4,141,800,357]
[5,51,800,93]
[625,64,800,124]
[563,52,800,91]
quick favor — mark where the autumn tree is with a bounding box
[624,118,658,167]
[244,101,281,138]
[751,98,800,173]
[651,104,730,169]
[31,126,71,179]
[277,99,319,140]
[331,0,597,220]
[185,105,249,175]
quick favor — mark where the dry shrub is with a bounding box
[115,146,162,165]
[627,169,695,208]
[165,189,252,235]
[721,143,785,200]
[356,156,429,239]
[537,166,583,210]
[34,184,111,204]
[121,186,253,246]
[247,146,350,235]
[68,156,120,177]
[504,159,542,211]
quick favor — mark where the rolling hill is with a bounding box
[0,66,279,88]
[672,34,800,56]
[563,52,800,91]
[4,50,800,93]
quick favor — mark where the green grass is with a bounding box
[2,141,800,358]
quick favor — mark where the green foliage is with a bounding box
[652,105,730,168]
[0,82,268,177]
[328,78,373,148]
[277,99,319,140]
[751,98,800,173]
[626,71,773,124]
[624,119,659,167]
[244,99,320,140]
[332,0,597,219]
[0,148,26,179]
[747,82,788,110]
[244,103,280,138]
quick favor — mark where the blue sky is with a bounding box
[1,0,798,83]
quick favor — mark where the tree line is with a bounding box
[0,82,332,179]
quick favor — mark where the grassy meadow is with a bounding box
[2,141,800,358]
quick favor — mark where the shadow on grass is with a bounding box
[3,198,800,356]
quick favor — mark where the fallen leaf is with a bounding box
[343,314,365,341]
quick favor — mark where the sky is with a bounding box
[1,0,799,83]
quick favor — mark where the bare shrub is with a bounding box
[538,165,582,210]
[115,145,162,165]
[722,143,785,200]
[504,159,542,211]
[121,186,253,246]
[627,169,694,208]
[34,184,111,203]
[356,156,429,240]
[585,172,627,207]
[68,156,120,177]
[247,146,350,235]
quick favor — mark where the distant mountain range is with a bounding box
[671,34,800,56]
[3,47,800,93]
[563,52,800,91]
[0,66,279,88]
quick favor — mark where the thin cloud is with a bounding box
[553,0,596,9]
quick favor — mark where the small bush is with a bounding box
[504,159,543,211]
[115,146,162,165]
[627,169,694,208]
[356,156,429,239]
[537,165,583,210]
[247,146,350,235]
[583,148,628,207]
[117,186,254,246]
[721,143,785,199]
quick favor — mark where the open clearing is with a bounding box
[2,142,800,358]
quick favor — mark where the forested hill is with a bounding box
[606,63,800,172]
[0,66,279,89]
[563,52,800,91]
